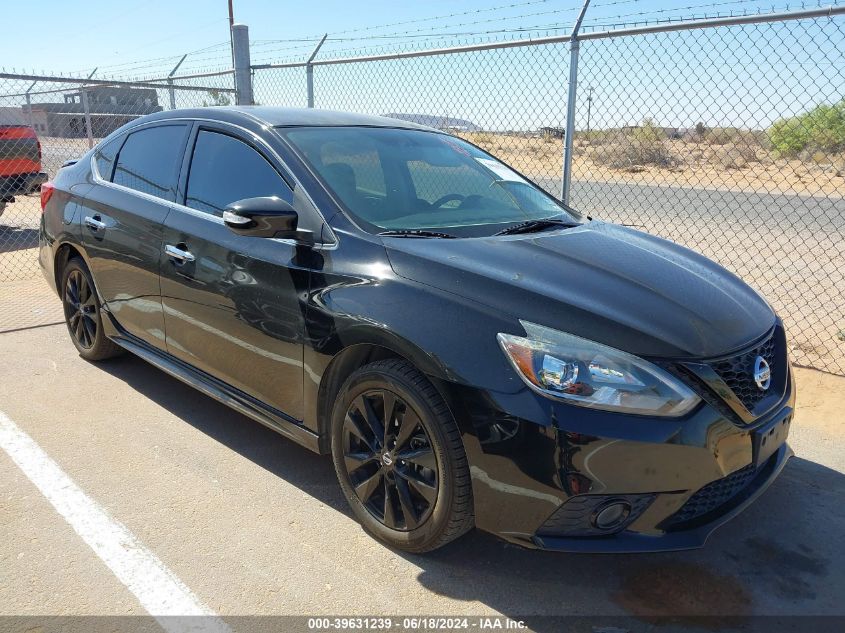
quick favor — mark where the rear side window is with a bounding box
[185,130,292,217]
[94,136,123,180]
[113,125,186,201]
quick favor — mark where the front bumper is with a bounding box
[438,362,796,553]
[532,442,792,553]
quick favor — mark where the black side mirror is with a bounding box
[223,196,298,238]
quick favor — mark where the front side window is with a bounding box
[112,125,186,201]
[282,126,578,237]
[186,130,292,217]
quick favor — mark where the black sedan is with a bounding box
[39,107,794,553]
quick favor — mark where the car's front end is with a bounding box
[378,219,794,553]
[283,122,795,552]
[436,319,794,552]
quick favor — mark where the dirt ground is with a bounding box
[461,132,845,198]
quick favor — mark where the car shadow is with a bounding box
[0,225,39,253]
[97,354,845,629]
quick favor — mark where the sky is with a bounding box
[3,0,839,77]
[1,0,843,132]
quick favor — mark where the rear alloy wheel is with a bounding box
[61,258,123,361]
[331,359,474,552]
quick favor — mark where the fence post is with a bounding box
[306,34,328,108]
[168,54,188,110]
[561,0,591,204]
[80,87,94,149]
[232,23,253,105]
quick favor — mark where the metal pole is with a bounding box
[561,0,591,204]
[168,54,188,110]
[586,86,593,139]
[231,23,253,105]
[306,34,328,108]
[228,0,235,64]
[24,80,36,130]
[81,88,94,148]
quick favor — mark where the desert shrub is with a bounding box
[769,99,845,157]
[715,142,759,169]
[706,127,763,146]
[589,119,676,170]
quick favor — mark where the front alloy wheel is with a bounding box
[342,390,439,530]
[331,359,474,553]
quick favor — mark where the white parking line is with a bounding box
[0,410,230,633]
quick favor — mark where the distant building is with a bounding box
[539,126,566,139]
[23,87,162,138]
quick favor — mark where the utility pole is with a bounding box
[586,86,594,140]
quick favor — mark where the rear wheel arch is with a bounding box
[54,243,84,290]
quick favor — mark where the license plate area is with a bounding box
[752,412,791,467]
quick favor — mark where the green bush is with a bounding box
[769,100,845,157]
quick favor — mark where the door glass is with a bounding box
[112,125,186,201]
[186,130,292,217]
[94,135,123,180]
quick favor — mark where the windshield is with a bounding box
[281,126,580,237]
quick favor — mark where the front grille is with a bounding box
[711,332,776,412]
[665,463,757,527]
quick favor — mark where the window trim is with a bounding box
[89,116,337,247]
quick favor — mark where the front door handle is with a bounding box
[84,215,106,231]
[164,244,196,263]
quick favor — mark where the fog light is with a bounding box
[593,500,631,530]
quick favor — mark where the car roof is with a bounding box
[144,106,439,132]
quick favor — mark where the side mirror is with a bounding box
[223,196,298,238]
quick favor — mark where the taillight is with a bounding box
[40,182,55,212]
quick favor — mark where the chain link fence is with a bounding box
[0,70,234,330]
[252,9,845,374]
[0,71,235,281]
[572,15,845,374]
[1,7,843,374]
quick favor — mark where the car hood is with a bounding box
[383,221,775,359]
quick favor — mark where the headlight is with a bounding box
[497,321,700,417]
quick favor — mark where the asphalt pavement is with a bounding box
[0,284,843,631]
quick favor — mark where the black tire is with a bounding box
[330,359,474,553]
[61,258,123,361]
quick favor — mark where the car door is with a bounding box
[81,123,189,348]
[159,123,313,420]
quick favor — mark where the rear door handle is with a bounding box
[84,215,106,231]
[164,244,196,263]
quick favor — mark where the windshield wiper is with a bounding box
[494,218,578,236]
[378,229,458,239]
